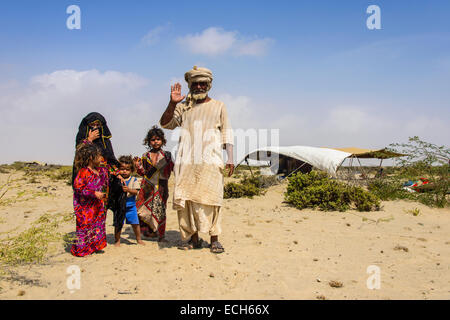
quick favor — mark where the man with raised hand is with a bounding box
[160,66,234,254]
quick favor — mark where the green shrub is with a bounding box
[368,179,413,201]
[47,166,73,185]
[0,166,9,174]
[384,137,449,208]
[285,171,380,212]
[368,166,449,208]
[224,174,279,199]
[350,187,381,212]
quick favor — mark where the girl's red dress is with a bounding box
[71,167,108,257]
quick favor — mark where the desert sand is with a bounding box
[0,169,449,300]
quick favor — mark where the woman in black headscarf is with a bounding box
[72,112,127,232]
[74,112,119,167]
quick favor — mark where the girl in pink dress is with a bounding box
[71,143,109,257]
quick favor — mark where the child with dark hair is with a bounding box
[71,143,108,257]
[114,155,145,246]
[135,126,174,242]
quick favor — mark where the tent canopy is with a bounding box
[328,147,405,159]
[237,146,351,177]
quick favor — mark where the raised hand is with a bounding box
[170,82,185,104]
[88,129,100,142]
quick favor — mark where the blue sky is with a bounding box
[0,0,449,164]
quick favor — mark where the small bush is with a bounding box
[285,171,380,212]
[384,137,449,208]
[9,162,28,171]
[0,166,9,174]
[47,166,73,185]
[368,179,414,201]
[224,174,279,199]
[368,167,449,208]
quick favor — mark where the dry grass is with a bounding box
[0,176,13,204]
[404,208,421,216]
[0,188,52,207]
[0,212,74,268]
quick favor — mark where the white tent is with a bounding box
[237,146,352,178]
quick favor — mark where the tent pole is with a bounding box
[349,156,354,184]
[336,157,347,181]
[377,159,384,178]
[352,155,356,184]
[246,158,255,178]
[356,157,368,184]
[285,162,307,179]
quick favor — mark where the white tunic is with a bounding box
[161,98,233,209]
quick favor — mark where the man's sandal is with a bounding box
[210,241,225,254]
[178,238,204,250]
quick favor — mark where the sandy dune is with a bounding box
[0,169,449,300]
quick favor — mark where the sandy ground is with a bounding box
[0,169,449,300]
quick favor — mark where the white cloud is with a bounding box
[140,24,170,46]
[269,105,449,152]
[235,38,274,57]
[177,27,236,56]
[212,95,449,160]
[177,27,273,56]
[0,70,162,165]
[216,93,254,129]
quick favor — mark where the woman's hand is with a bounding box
[88,129,100,142]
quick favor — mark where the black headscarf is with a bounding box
[75,112,119,167]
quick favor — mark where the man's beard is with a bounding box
[191,91,208,101]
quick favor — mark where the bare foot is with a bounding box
[137,240,146,245]
[114,242,121,247]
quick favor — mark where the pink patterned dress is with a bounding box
[71,166,108,257]
[135,150,173,239]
